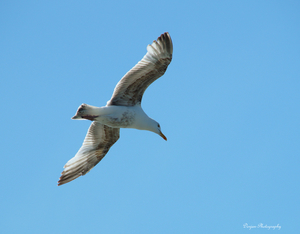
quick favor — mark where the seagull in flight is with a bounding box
[58,32,173,185]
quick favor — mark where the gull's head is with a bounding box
[149,121,167,141]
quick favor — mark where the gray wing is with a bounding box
[58,122,120,186]
[107,32,173,106]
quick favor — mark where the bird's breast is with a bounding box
[95,108,136,128]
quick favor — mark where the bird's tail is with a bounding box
[71,103,100,121]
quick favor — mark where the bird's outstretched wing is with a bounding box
[107,32,173,106]
[58,122,120,186]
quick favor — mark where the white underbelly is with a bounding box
[95,108,136,128]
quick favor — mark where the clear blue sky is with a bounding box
[1,1,299,233]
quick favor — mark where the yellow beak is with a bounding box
[159,131,167,141]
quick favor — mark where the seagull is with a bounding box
[58,32,173,186]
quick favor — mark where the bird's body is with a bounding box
[72,104,158,131]
[58,32,173,185]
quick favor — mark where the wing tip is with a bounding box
[160,32,173,55]
[147,32,173,60]
[57,172,81,186]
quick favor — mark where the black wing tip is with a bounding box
[157,32,173,55]
[57,169,85,186]
[57,175,69,186]
[159,32,171,40]
[57,169,80,186]
[57,179,65,186]
[57,175,79,186]
[157,32,168,41]
[161,31,170,36]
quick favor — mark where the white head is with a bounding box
[146,119,167,141]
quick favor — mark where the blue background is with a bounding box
[1,1,299,233]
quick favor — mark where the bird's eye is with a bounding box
[158,124,160,128]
